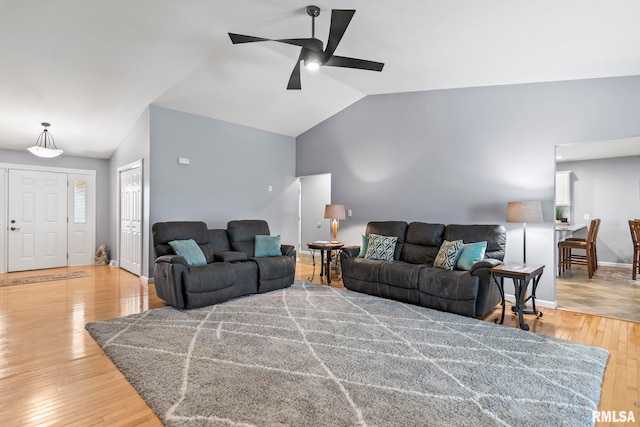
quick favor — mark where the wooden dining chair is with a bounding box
[630,219,640,280]
[558,218,600,278]
[563,218,601,269]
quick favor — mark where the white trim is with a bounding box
[1,164,97,272]
[0,168,6,273]
[0,162,96,175]
[598,261,633,268]
[116,159,144,276]
[504,295,558,309]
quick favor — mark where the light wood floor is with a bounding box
[0,263,637,426]
[557,264,640,322]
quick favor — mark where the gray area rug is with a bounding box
[86,281,608,427]
[1,270,89,286]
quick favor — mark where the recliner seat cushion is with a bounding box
[181,263,235,293]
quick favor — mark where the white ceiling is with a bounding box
[2,0,640,159]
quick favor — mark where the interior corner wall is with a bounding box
[109,107,151,276]
[296,75,640,305]
[148,105,297,276]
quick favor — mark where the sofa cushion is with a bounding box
[208,229,231,252]
[254,235,282,257]
[214,251,248,262]
[364,234,397,261]
[417,267,480,317]
[182,263,235,294]
[433,240,463,270]
[456,241,487,271]
[227,220,271,257]
[444,224,506,260]
[365,221,408,261]
[152,221,215,262]
[168,239,207,266]
[402,222,445,265]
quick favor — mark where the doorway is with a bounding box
[554,137,640,321]
[298,173,331,256]
[117,160,143,276]
[1,165,97,273]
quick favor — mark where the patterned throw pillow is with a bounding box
[364,234,398,261]
[433,239,464,270]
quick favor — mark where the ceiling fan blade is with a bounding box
[228,33,270,44]
[287,53,304,90]
[324,55,384,72]
[323,10,355,61]
[276,38,321,51]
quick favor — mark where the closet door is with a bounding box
[119,165,142,276]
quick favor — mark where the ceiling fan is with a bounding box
[228,5,384,90]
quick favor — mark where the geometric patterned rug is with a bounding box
[86,281,608,427]
[1,270,90,286]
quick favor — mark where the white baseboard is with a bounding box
[141,275,153,284]
[504,294,558,309]
[598,261,632,268]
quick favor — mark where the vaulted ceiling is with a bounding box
[1,0,639,159]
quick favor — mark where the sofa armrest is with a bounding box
[340,246,360,260]
[281,244,296,257]
[470,258,502,275]
[156,254,189,266]
[214,251,248,262]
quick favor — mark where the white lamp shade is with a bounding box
[28,145,63,158]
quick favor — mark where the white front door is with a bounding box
[119,165,142,276]
[8,170,68,271]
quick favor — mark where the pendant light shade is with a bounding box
[28,122,63,158]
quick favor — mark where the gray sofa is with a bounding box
[152,220,296,309]
[339,221,506,318]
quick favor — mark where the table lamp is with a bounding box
[324,204,346,243]
[507,201,543,264]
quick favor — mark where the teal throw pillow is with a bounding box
[255,235,282,257]
[364,234,397,261]
[168,239,207,266]
[433,239,464,270]
[357,235,370,258]
[456,241,488,271]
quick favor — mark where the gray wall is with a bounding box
[0,148,111,251]
[148,105,298,276]
[108,107,151,275]
[557,156,640,264]
[296,75,640,305]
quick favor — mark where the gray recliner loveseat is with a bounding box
[152,220,296,309]
[340,221,506,318]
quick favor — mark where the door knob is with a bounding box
[10,227,20,231]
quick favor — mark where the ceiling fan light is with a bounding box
[304,58,321,71]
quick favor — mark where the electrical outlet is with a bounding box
[347,209,352,217]
[584,213,590,220]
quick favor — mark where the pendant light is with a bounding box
[28,122,63,158]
